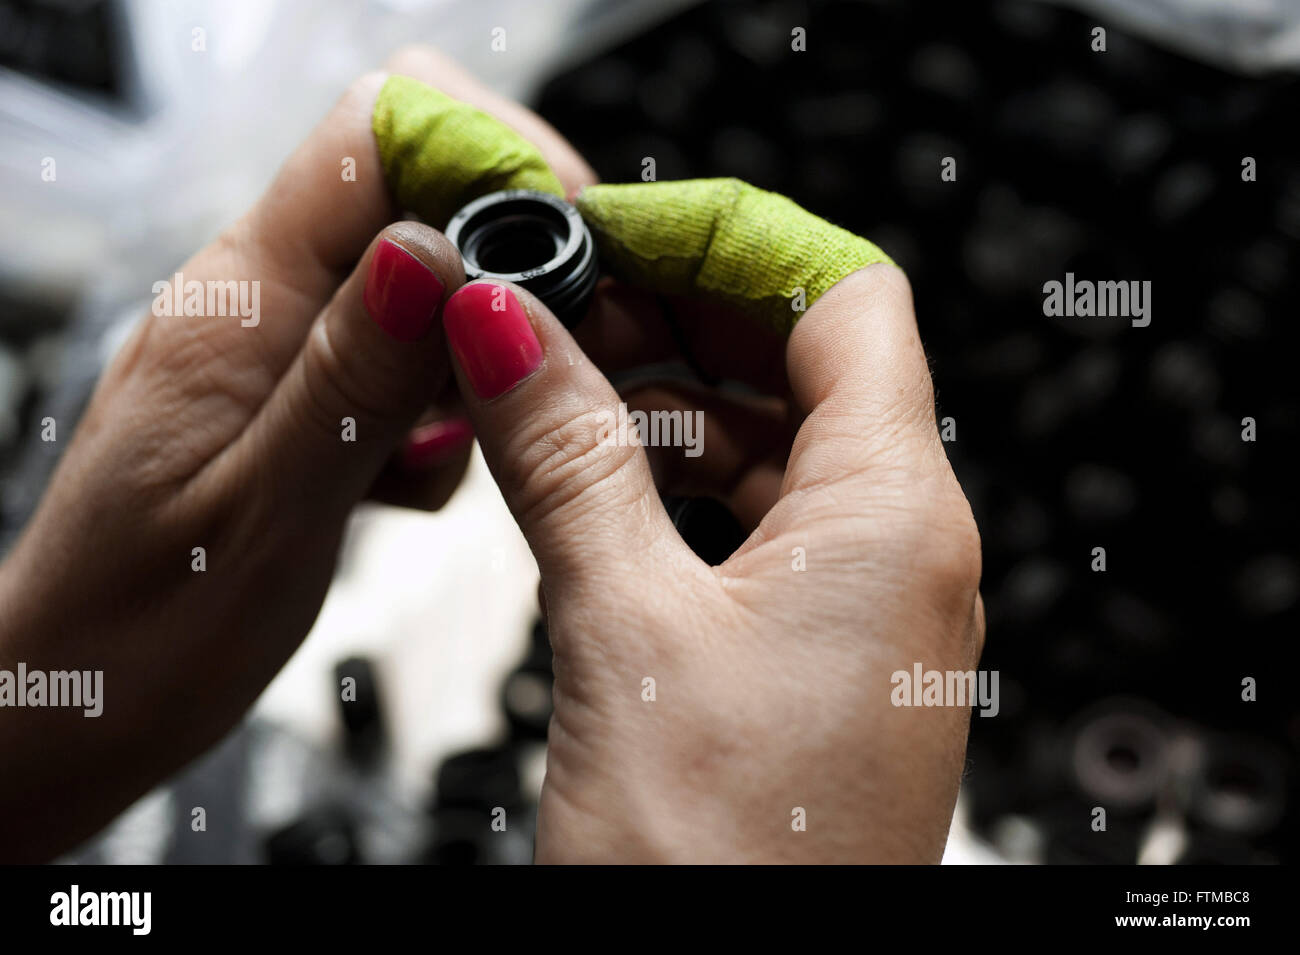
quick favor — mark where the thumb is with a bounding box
[210,222,469,518]
[440,279,682,585]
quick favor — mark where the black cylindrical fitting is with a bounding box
[445,189,598,328]
[661,495,748,566]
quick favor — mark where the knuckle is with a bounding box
[383,45,437,76]
[300,321,393,434]
[342,69,390,109]
[971,593,988,660]
[864,260,914,306]
[501,406,647,532]
[913,479,984,614]
[826,262,915,326]
[207,221,249,268]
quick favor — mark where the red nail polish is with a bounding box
[364,238,445,342]
[442,283,543,399]
[401,417,475,470]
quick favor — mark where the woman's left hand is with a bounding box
[0,47,595,862]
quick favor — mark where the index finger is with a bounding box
[384,45,598,199]
[143,49,597,397]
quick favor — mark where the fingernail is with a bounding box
[442,283,543,399]
[364,238,445,342]
[401,417,475,471]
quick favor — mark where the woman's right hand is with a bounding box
[441,259,986,863]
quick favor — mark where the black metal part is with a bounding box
[263,805,361,865]
[661,495,748,566]
[432,746,524,814]
[445,189,598,328]
[333,655,385,765]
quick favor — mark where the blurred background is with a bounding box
[1,0,1296,864]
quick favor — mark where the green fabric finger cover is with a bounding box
[372,74,564,228]
[370,77,892,333]
[575,178,894,334]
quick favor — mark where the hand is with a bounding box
[444,264,985,863]
[0,47,595,862]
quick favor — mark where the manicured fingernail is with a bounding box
[442,283,543,399]
[364,238,445,342]
[401,416,474,470]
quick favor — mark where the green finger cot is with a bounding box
[371,77,894,334]
[575,178,894,334]
[372,74,565,229]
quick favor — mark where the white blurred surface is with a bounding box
[255,446,539,803]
